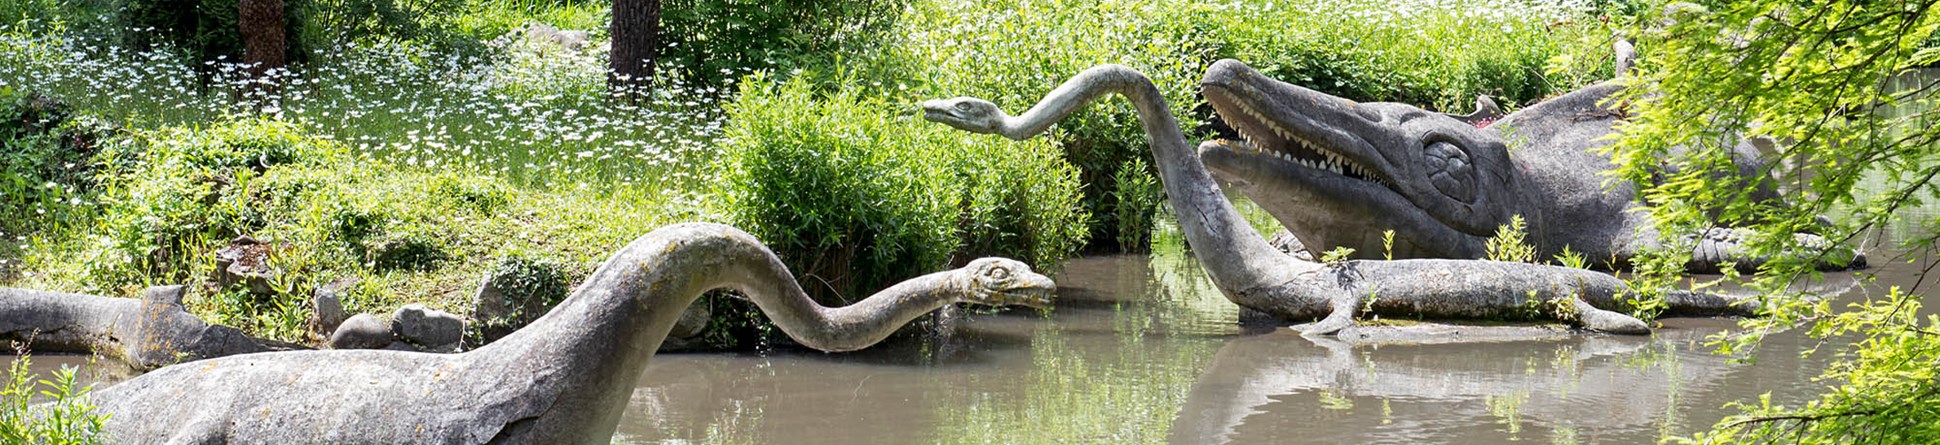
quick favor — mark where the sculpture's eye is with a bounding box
[1423,140,1476,202]
[955,102,974,111]
[986,266,1010,281]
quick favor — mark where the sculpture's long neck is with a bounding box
[1001,65,1310,295]
[476,223,970,443]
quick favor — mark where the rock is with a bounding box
[392,304,464,350]
[328,314,393,350]
[470,276,509,327]
[212,236,274,294]
[308,277,354,338]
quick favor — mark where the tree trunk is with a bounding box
[610,0,662,95]
[238,0,286,80]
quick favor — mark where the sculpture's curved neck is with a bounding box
[999,65,1312,295]
[477,223,970,443]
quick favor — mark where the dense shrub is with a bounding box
[659,0,904,85]
[1111,158,1162,253]
[471,252,572,342]
[718,73,1086,305]
[882,0,1214,251]
[0,355,107,445]
[0,92,115,236]
[1207,0,1609,111]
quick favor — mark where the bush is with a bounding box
[718,73,1086,305]
[0,91,115,243]
[718,74,959,304]
[0,355,108,445]
[76,118,329,292]
[471,253,572,342]
[659,0,904,85]
[1207,0,1609,111]
[881,0,1214,251]
[1111,158,1161,253]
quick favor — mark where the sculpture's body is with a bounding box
[84,223,1055,444]
[1193,59,1858,272]
[0,285,268,370]
[924,64,1753,335]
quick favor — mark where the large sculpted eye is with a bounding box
[1424,141,1476,202]
[955,101,974,111]
[985,265,1011,281]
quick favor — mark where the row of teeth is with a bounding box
[1232,103,1393,188]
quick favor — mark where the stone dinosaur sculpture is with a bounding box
[0,285,271,370]
[924,64,1754,335]
[81,222,1054,444]
[1193,59,1861,273]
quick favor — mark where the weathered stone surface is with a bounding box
[84,223,1056,444]
[213,235,275,294]
[1192,59,1863,273]
[327,313,392,350]
[0,285,269,370]
[308,277,354,338]
[392,304,464,349]
[923,64,1759,336]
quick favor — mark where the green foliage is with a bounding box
[660,0,903,84]
[717,73,959,304]
[1,355,108,445]
[1484,215,1536,263]
[1553,245,1587,269]
[113,0,301,65]
[1320,246,1356,265]
[471,253,572,342]
[1687,289,1940,444]
[73,118,327,293]
[0,92,115,253]
[1608,0,1940,442]
[1208,0,1610,111]
[718,73,1086,305]
[884,0,1214,250]
[1111,158,1162,253]
[1381,229,1396,260]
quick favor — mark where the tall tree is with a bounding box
[610,0,662,94]
[238,0,286,80]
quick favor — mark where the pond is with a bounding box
[6,209,1932,445]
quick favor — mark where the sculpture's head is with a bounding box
[958,257,1056,309]
[1197,59,1518,259]
[921,97,1007,134]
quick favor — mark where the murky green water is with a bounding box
[8,213,1933,445]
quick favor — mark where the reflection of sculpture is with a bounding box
[1165,266,1861,444]
[925,65,1751,335]
[1165,325,1779,444]
[1194,59,1862,273]
[84,223,1055,444]
[0,285,271,370]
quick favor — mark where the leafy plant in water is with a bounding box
[1,353,109,445]
[1111,158,1162,253]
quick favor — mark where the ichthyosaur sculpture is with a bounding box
[924,64,1755,335]
[77,223,1055,444]
[1191,59,1861,273]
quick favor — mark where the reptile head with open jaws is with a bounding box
[959,257,1056,309]
[1198,59,1517,259]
